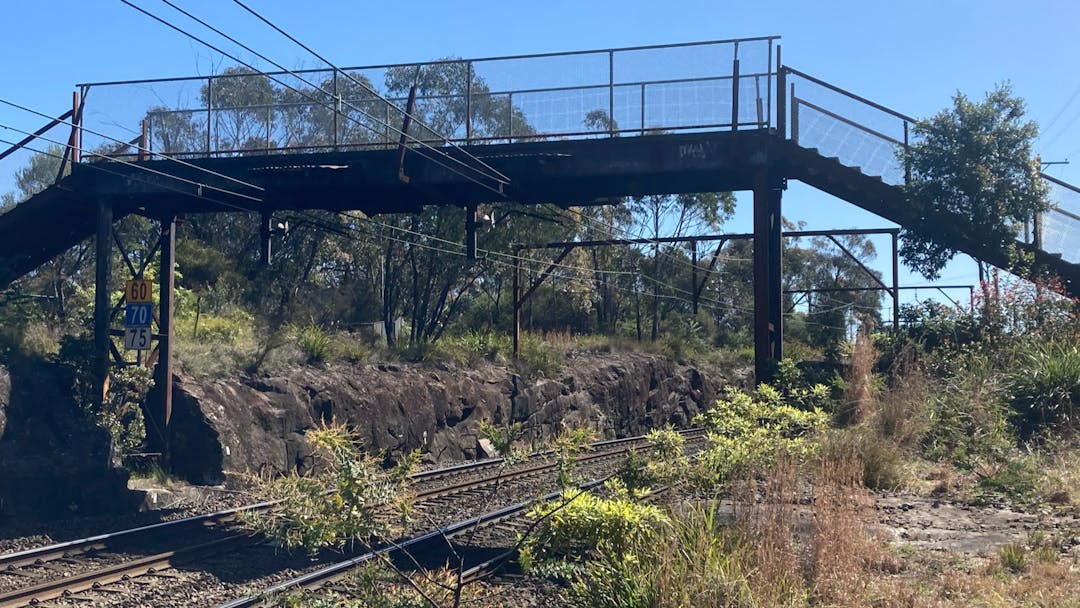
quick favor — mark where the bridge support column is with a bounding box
[753,171,783,384]
[150,215,176,470]
[260,211,273,267]
[93,198,113,415]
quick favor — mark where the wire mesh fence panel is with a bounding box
[787,71,910,184]
[1042,178,1080,263]
[643,78,734,132]
[77,39,777,157]
[794,102,906,184]
[507,87,610,139]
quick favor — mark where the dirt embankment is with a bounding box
[167,352,727,484]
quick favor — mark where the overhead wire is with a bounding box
[113,1,761,306]
[0,121,261,210]
[0,97,264,197]
[120,0,507,197]
[225,0,510,184]
[277,205,751,313]
[0,135,261,213]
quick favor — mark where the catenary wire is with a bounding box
[226,0,510,185]
[122,0,507,196]
[0,135,261,214]
[0,97,264,196]
[0,122,262,208]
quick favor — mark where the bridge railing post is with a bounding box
[731,58,740,130]
[205,76,213,156]
[466,61,473,145]
[776,47,786,137]
[608,50,615,137]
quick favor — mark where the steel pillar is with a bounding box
[753,170,783,384]
[150,215,176,468]
[891,231,900,332]
[94,198,112,412]
[260,211,273,266]
[466,204,477,260]
[512,250,522,358]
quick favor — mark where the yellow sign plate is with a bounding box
[125,279,153,303]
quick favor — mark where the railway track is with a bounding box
[0,428,702,607]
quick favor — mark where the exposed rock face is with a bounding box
[168,353,722,484]
[0,364,8,439]
[0,359,137,520]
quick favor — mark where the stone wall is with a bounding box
[168,353,723,484]
[0,359,137,520]
[0,364,8,439]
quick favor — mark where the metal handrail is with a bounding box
[793,97,904,147]
[783,66,916,123]
[141,72,776,118]
[77,37,779,88]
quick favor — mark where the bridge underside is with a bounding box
[77,129,779,216]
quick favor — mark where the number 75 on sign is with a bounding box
[124,327,153,351]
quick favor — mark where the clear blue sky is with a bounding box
[2,0,1078,309]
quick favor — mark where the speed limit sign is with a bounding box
[124,327,152,350]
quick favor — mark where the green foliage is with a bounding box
[998,542,1028,574]
[975,455,1040,506]
[1007,340,1080,437]
[102,366,153,460]
[440,329,511,366]
[901,83,1048,279]
[243,425,418,556]
[513,332,564,381]
[477,419,524,458]
[766,359,835,412]
[295,324,333,365]
[531,499,754,608]
[524,484,671,564]
[53,335,153,463]
[552,426,597,489]
[692,386,828,488]
[921,349,1014,468]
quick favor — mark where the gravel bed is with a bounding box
[5,437,680,607]
[0,486,257,556]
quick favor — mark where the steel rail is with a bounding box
[0,429,700,576]
[215,477,614,608]
[0,535,251,608]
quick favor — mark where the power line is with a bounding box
[0,135,261,214]
[0,121,260,211]
[226,0,510,185]
[120,0,507,197]
[0,97,264,199]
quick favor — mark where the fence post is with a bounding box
[776,47,786,137]
[640,82,646,135]
[466,62,473,144]
[333,71,340,149]
[903,120,911,185]
[206,76,213,155]
[731,58,740,130]
[608,50,615,136]
[508,92,513,142]
[790,83,798,145]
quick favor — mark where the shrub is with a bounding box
[921,350,1014,468]
[523,483,671,564]
[295,324,333,365]
[514,332,564,381]
[691,386,828,488]
[243,425,418,556]
[1007,340,1080,437]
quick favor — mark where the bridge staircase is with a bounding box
[779,67,1080,296]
